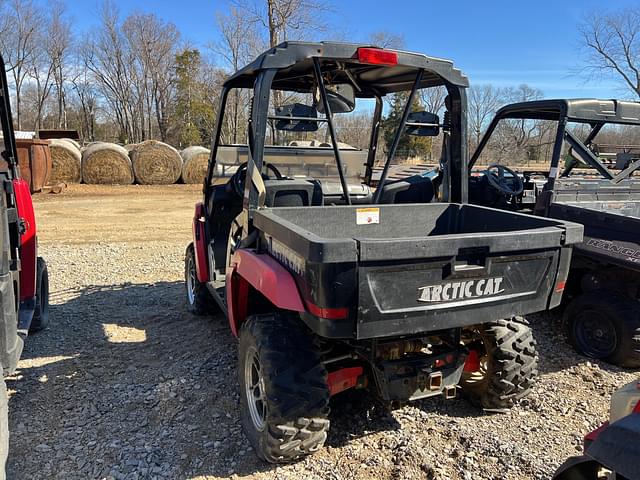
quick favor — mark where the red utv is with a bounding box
[185,42,581,462]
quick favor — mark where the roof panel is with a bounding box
[224,41,469,94]
[495,99,640,125]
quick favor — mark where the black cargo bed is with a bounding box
[549,201,640,271]
[254,203,582,263]
[253,203,582,339]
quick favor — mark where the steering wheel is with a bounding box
[484,164,524,196]
[231,162,284,197]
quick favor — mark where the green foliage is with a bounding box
[382,92,432,159]
[173,48,216,147]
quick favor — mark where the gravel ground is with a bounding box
[5,184,639,480]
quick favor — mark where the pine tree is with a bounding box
[382,92,432,160]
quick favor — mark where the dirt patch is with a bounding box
[5,185,638,480]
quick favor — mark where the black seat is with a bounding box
[377,175,435,204]
[263,179,323,207]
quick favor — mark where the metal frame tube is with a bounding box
[245,69,276,211]
[372,69,424,204]
[0,56,18,179]
[313,57,351,205]
[364,96,383,186]
[205,86,230,191]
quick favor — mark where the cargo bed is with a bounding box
[254,203,582,339]
[549,200,640,272]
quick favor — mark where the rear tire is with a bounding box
[564,292,640,368]
[29,257,49,333]
[185,243,217,316]
[238,313,330,463]
[461,317,538,411]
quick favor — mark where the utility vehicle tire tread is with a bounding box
[565,292,640,368]
[185,244,217,316]
[29,257,49,333]
[462,317,538,411]
[239,313,330,463]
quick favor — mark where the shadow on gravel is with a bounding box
[326,389,402,448]
[6,281,274,480]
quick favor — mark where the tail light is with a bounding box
[554,280,566,293]
[356,47,398,66]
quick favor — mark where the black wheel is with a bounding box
[461,317,538,411]
[238,313,330,463]
[185,243,217,315]
[0,377,8,478]
[29,257,49,333]
[565,292,640,368]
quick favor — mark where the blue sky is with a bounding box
[65,0,638,99]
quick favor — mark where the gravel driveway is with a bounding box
[5,185,638,480]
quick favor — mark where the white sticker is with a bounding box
[356,207,380,225]
[550,167,559,178]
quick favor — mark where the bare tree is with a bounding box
[213,7,260,143]
[27,39,55,131]
[420,86,447,115]
[123,13,180,141]
[47,1,72,128]
[368,31,405,49]
[233,0,330,48]
[502,84,544,150]
[82,2,139,142]
[81,3,179,143]
[70,65,99,141]
[0,0,42,129]
[468,84,503,148]
[579,8,640,98]
[487,84,545,163]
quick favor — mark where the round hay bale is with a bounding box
[49,139,81,184]
[82,143,134,185]
[180,146,210,184]
[62,138,81,150]
[130,140,182,185]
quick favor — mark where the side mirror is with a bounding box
[275,103,319,132]
[315,84,356,114]
[406,111,440,137]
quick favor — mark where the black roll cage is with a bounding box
[469,99,640,186]
[0,54,18,180]
[204,42,469,219]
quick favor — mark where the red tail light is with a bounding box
[356,47,398,66]
[634,400,640,414]
[555,280,566,293]
[306,301,349,320]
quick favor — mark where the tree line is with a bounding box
[0,0,638,159]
